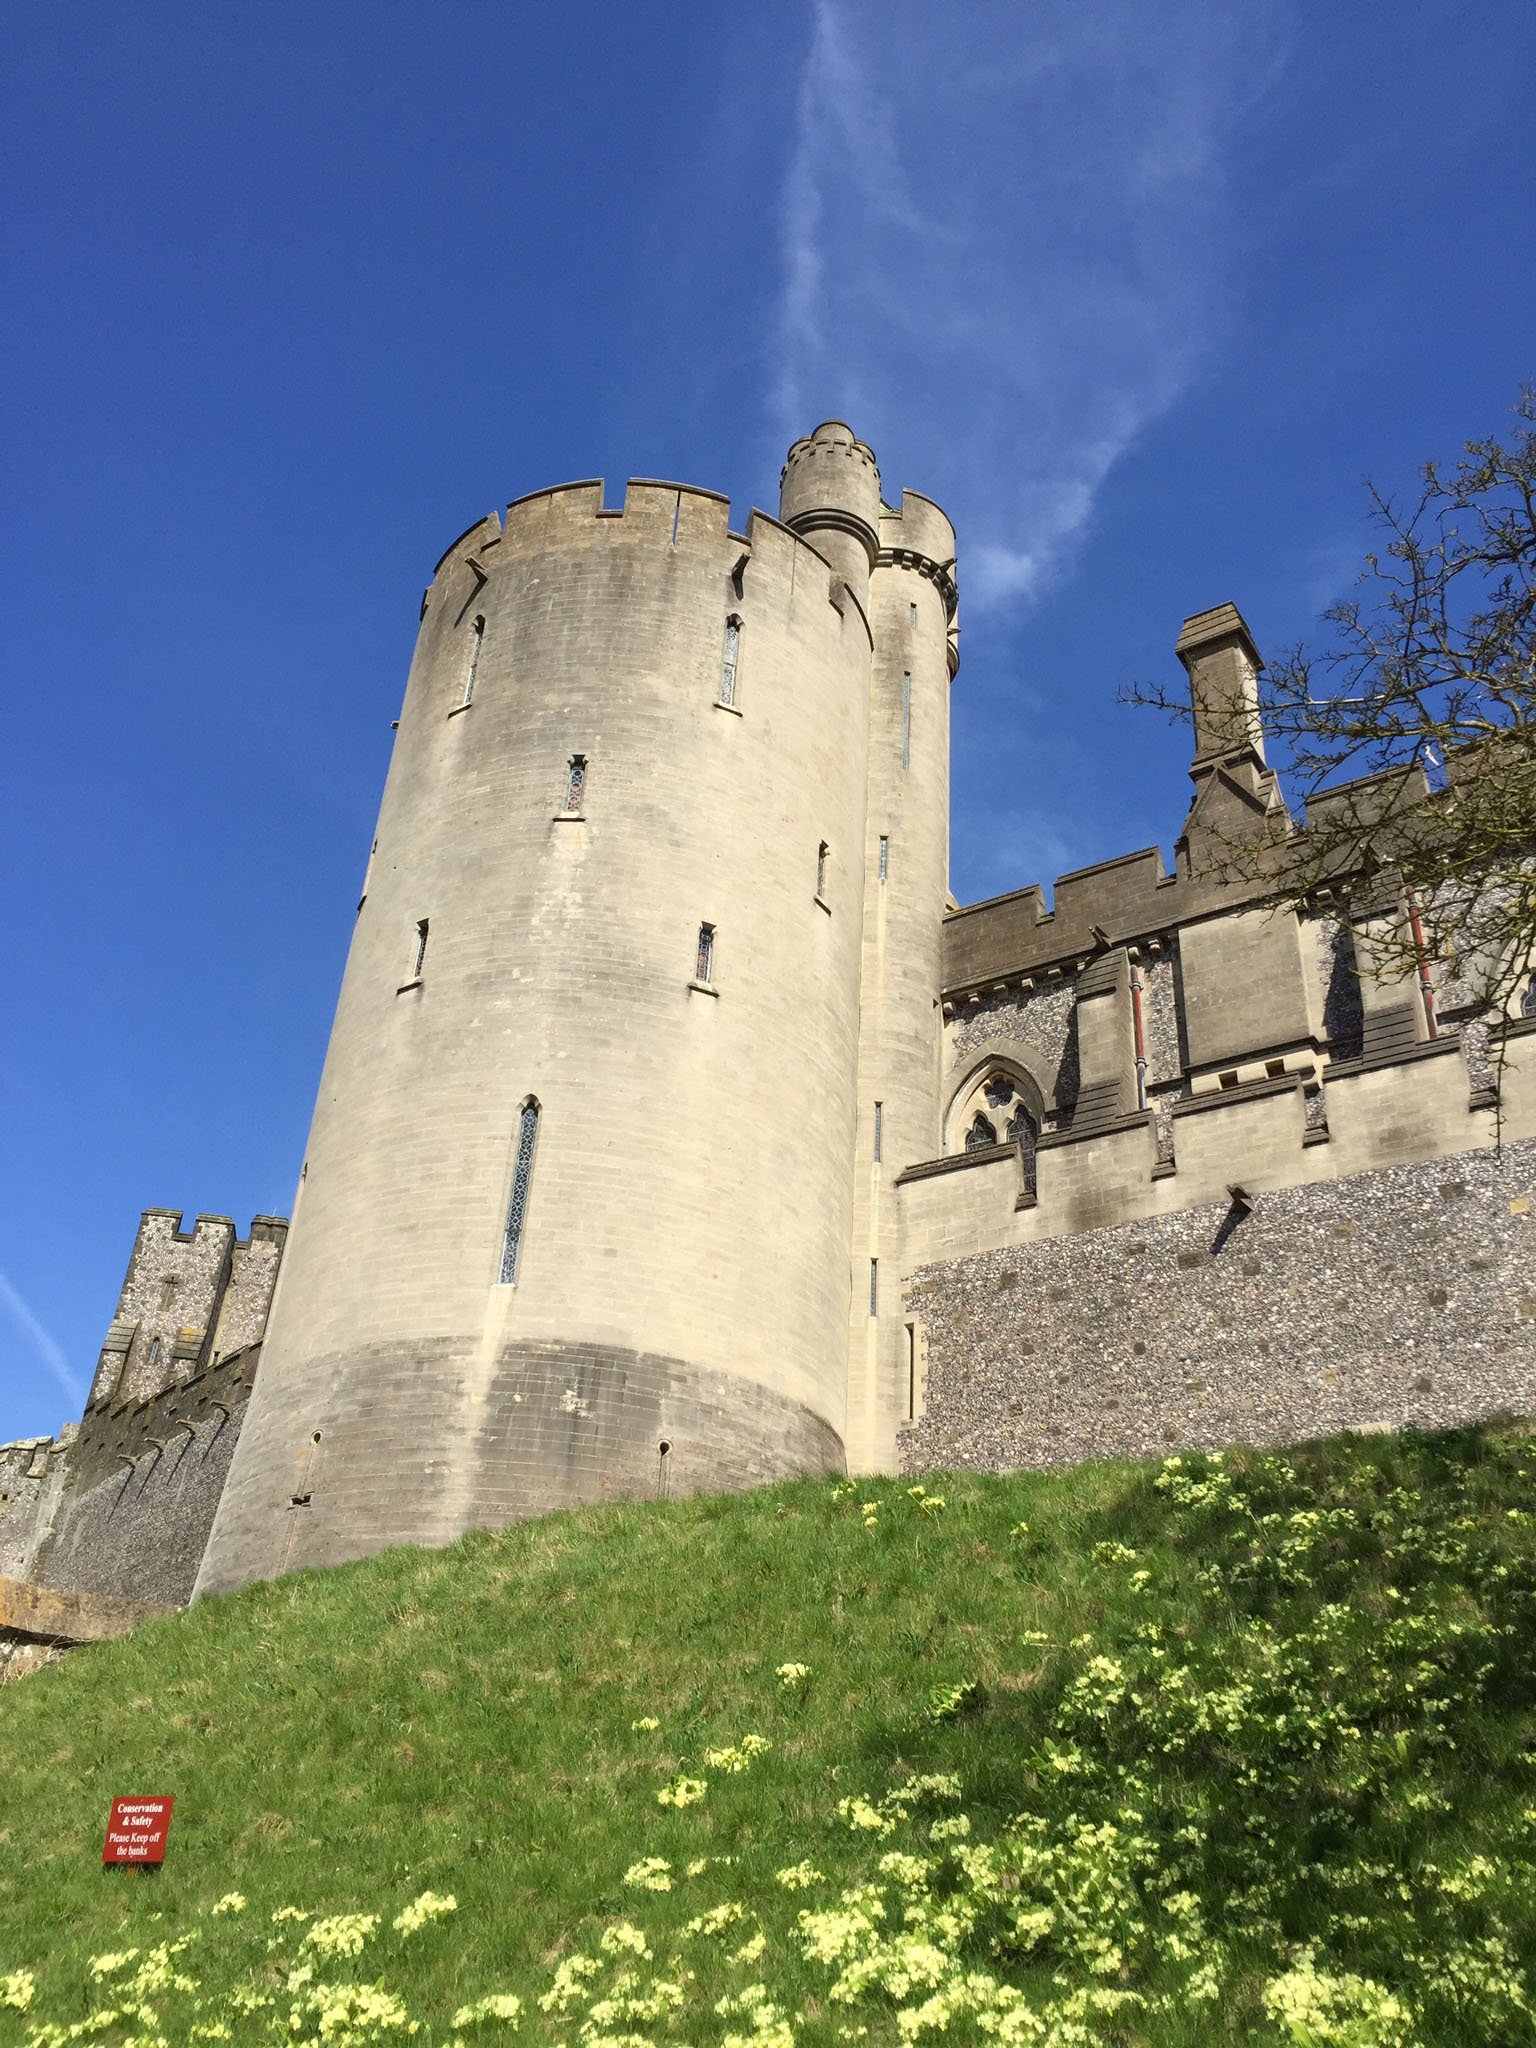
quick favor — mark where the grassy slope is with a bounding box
[1,1425,1534,2046]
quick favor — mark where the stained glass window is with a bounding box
[965,1112,996,1152]
[720,618,740,706]
[696,923,715,984]
[500,1099,540,1285]
[984,1074,1015,1108]
[1522,972,1536,1018]
[564,754,587,813]
[869,1258,879,1316]
[873,1100,883,1161]
[878,834,889,880]
[1007,1106,1038,1191]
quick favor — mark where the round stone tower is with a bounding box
[197,442,923,1593]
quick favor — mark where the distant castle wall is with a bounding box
[3,1212,285,1621]
[0,1432,73,1582]
[903,1133,1536,1474]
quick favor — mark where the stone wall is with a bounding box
[903,1136,1536,1474]
[30,1346,260,1606]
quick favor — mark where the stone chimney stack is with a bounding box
[1176,602,1267,766]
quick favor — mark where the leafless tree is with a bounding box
[1127,389,1536,1039]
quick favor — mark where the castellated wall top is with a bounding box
[427,477,877,651]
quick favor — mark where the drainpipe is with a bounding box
[1405,890,1439,1039]
[1129,950,1149,1110]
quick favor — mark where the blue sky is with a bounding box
[5,1,1534,1440]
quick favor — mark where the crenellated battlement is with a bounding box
[421,480,877,652]
[88,1209,286,1412]
[425,476,878,601]
[878,490,958,613]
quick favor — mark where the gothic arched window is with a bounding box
[951,1061,1045,1180]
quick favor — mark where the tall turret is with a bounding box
[845,489,959,1468]
[198,441,942,1594]
[779,421,883,608]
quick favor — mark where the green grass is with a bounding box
[2,1425,1535,2045]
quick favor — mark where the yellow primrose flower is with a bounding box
[0,1971,35,2012]
[657,1775,708,1807]
[393,1890,458,1933]
[452,1991,524,2026]
[301,1912,380,1959]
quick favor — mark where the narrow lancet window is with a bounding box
[1007,1106,1038,1192]
[869,1258,879,1316]
[965,1111,996,1152]
[499,1098,540,1285]
[816,841,829,900]
[720,616,741,706]
[901,673,912,769]
[564,754,587,813]
[695,922,715,984]
[412,919,429,979]
[909,602,917,628]
[878,834,889,881]
[873,1101,883,1161]
[462,616,484,707]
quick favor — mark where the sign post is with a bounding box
[103,1796,174,1867]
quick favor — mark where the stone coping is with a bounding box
[0,1575,178,1644]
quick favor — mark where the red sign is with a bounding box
[103,1796,174,1865]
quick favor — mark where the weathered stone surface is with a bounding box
[33,1348,258,1606]
[197,1339,843,1592]
[903,1138,1536,1473]
[0,1575,175,1641]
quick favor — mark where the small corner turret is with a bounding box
[779,421,883,605]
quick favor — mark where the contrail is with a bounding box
[0,1271,85,1404]
[772,0,1289,612]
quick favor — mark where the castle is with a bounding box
[4,421,1534,1662]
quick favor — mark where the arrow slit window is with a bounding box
[500,1099,541,1285]
[720,616,741,707]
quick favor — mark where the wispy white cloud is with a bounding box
[951,814,1086,904]
[773,0,1288,610]
[0,1271,85,1404]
